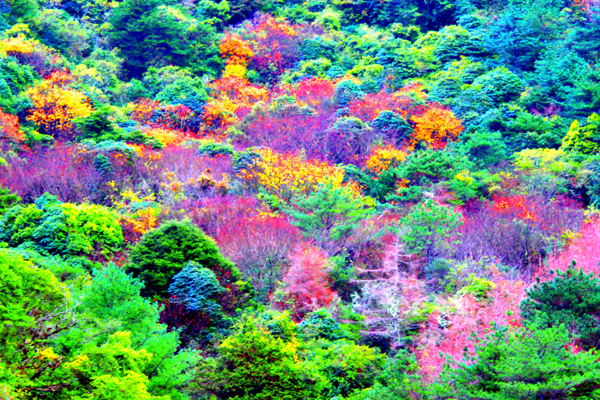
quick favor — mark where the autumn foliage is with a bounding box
[0,108,24,143]
[545,218,600,277]
[416,276,526,381]
[273,244,336,320]
[27,70,93,138]
[365,145,408,173]
[410,105,464,149]
[239,148,345,199]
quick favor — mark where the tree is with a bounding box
[395,198,462,264]
[346,350,424,400]
[521,264,600,350]
[161,261,231,346]
[0,193,124,259]
[217,214,301,303]
[479,0,568,73]
[109,0,219,78]
[57,262,197,400]
[0,186,20,216]
[284,180,375,250]
[0,249,73,397]
[273,244,336,320]
[59,332,169,400]
[26,70,93,139]
[193,311,319,400]
[0,107,24,143]
[410,105,463,149]
[561,113,600,155]
[430,324,600,399]
[433,25,487,64]
[242,148,346,201]
[128,219,251,307]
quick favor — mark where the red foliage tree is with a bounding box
[293,77,336,108]
[273,244,335,320]
[245,15,302,82]
[0,108,24,144]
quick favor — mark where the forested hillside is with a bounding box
[2,0,600,398]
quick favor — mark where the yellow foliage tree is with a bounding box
[240,148,346,200]
[0,35,35,55]
[365,145,408,174]
[27,70,93,138]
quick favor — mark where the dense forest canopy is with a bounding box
[2,0,600,398]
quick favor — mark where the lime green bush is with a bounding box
[0,193,123,258]
[195,312,320,400]
[0,248,72,397]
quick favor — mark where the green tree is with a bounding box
[57,262,197,400]
[561,113,600,155]
[390,148,475,203]
[75,106,122,140]
[433,25,487,64]
[521,264,600,350]
[109,0,220,78]
[59,332,168,400]
[347,350,424,400]
[0,248,73,397]
[128,219,251,305]
[0,193,123,259]
[193,311,321,400]
[394,198,462,264]
[284,180,375,250]
[166,261,232,344]
[0,186,20,216]
[430,324,600,399]
[303,338,385,398]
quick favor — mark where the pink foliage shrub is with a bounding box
[244,14,304,82]
[133,147,233,197]
[240,110,336,160]
[1,145,104,203]
[179,195,261,238]
[293,77,336,107]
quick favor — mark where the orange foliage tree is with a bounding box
[219,33,254,77]
[410,105,463,149]
[129,99,199,141]
[27,70,93,139]
[130,98,161,125]
[202,34,267,134]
